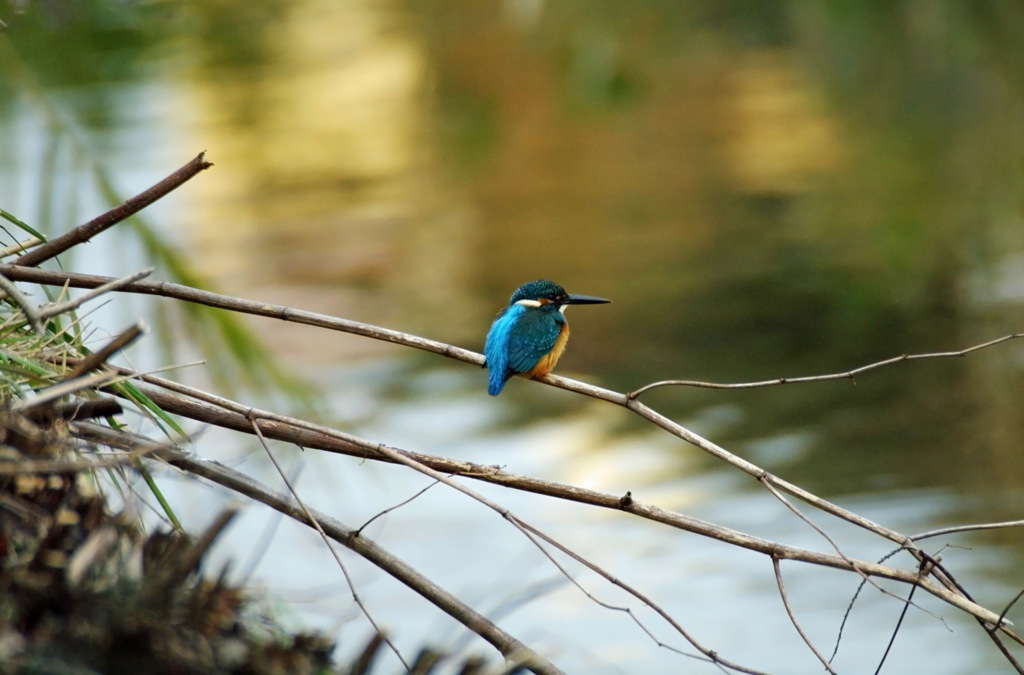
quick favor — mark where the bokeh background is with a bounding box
[3,1,1024,673]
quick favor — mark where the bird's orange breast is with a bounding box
[525,322,570,379]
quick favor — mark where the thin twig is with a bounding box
[66,321,148,378]
[12,154,212,267]
[759,476,940,620]
[910,520,1024,542]
[37,268,154,320]
[0,236,43,258]
[246,416,410,671]
[10,370,122,412]
[0,265,485,364]
[356,480,442,536]
[0,272,43,334]
[875,577,917,675]
[999,590,1024,631]
[627,333,1024,397]
[512,516,760,674]
[772,557,838,675]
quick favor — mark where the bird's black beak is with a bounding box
[565,293,611,305]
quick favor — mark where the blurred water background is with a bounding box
[3,2,1024,673]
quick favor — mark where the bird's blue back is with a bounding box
[485,304,565,395]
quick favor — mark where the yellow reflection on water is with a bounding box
[176,0,481,359]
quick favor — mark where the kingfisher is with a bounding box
[484,279,610,396]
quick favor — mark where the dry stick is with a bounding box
[0,272,43,334]
[874,579,917,675]
[510,517,762,675]
[95,373,1008,628]
[998,591,1024,644]
[772,557,838,675]
[910,520,1024,542]
[12,153,212,268]
[628,332,1024,396]
[0,450,147,476]
[1,267,1013,625]
[246,417,410,671]
[0,265,483,361]
[38,268,154,321]
[356,480,442,536]
[73,422,564,675]
[762,478,965,669]
[24,397,123,423]
[67,321,148,379]
[758,477,939,620]
[9,370,122,413]
[0,236,43,258]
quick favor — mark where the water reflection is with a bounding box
[3,1,1024,672]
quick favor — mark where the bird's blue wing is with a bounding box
[485,305,520,395]
[484,306,563,395]
[507,309,562,373]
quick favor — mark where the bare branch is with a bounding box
[10,370,121,412]
[66,321,148,378]
[628,333,1024,397]
[910,520,1024,542]
[0,272,43,334]
[12,154,212,267]
[0,265,483,365]
[356,480,442,536]
[38,268,154,321]
[772,557,837,674]
[0,236,43,258]
[759,476,944,623]
[512,517,763,674]
[247,416,409,670]
[874,579,917,675]
[1000,590,1024,631]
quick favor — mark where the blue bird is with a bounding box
[484,280,610,395]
